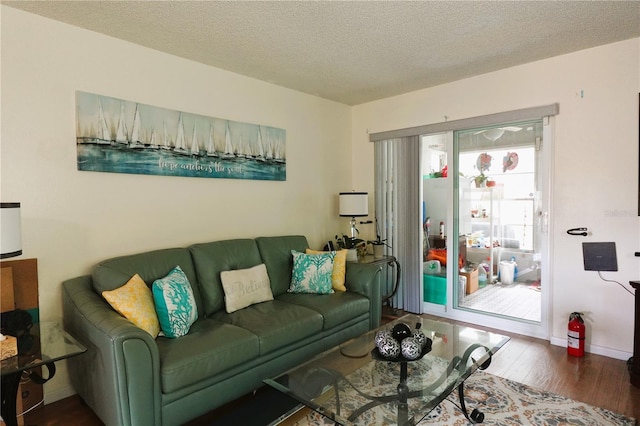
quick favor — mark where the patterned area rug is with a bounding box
[284,371,636,425]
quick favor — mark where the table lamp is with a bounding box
[1,202,22,259]
[339,192,368,238]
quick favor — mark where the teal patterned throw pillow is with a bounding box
[152,266,198,338]
[289,250,335,294]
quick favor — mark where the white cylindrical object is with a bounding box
[458,275,467,303]
[499,261,515,284]
[1,202,22,259]
[339,192,368,217]
[346,249,358,262]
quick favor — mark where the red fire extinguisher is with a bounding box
[567,312,585,357]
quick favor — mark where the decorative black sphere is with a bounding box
[391,323,412,342]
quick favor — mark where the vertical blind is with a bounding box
[375,136,423,313]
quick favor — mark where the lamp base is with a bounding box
[349,217,359,238]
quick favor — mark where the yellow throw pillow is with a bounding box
[102,274,160,338]
[306,249,347,292]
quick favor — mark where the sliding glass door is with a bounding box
[373,104,555,339]
[455,121,543,317]
[421,120,551,338]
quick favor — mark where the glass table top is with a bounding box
[0,321,86,376]
[265,315,509,426]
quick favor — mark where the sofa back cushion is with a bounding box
[189,239,263,316]
[92,248,203,318]
[255,235,309,297]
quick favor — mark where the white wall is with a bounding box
[352,39,640,358]
[1,7,354,402]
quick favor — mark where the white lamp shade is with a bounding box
[1,203,22,259]
[339,192,368,217]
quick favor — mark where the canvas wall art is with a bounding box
[76,91,286,181]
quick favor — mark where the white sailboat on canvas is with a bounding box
[222,121,235,159]
[160,122,172,150]
[237,135,246,158]
[265,133,274,161]
[115,101,128,145]
[206,124,218,157]
[129,104,144,149]
[94,100,111,144]
[149,130,159,149]
[174,113,188,154]
[190,124,200,156]
[274,140,285,163]
[255,127,266,162]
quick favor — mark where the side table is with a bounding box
[1,322,86,426]
[350,255,401,318]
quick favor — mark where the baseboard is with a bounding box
[422,302,549,340]
[422,301,447,314]
[43,385,76,405]
[549,336,633,361]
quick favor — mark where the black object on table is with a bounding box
[0,322,86,426]
[351,255,401,317]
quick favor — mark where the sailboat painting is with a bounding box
[76,91,286,181]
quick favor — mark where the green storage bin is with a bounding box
[423,274,447,305]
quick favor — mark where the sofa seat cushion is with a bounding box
[156,319,259,394]
[211,300,322,355]
[276,292,370,330]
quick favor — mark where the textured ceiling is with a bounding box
[4,1,640,105]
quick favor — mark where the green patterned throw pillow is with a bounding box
[289,250,335,294]
[152,265,198,338]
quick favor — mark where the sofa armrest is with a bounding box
[63,276,162,426]
[345,263,382,329]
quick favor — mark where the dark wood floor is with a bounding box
[23,314,640,425]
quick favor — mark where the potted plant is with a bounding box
[368,236,387,258]
[474,174,488,188]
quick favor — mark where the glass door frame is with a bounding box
[421,118,552,340]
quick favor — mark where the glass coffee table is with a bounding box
[265,315,509,425]
[1,322,86,426]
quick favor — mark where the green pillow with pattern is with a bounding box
[152,265,198,338]
[288,250,335,294]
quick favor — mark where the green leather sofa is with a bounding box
[62,235,381,426]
